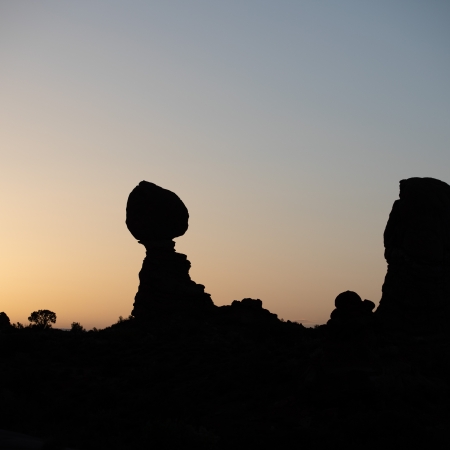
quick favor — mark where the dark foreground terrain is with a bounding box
[1,311,450,450]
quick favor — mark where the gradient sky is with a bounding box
[1,1,449,329]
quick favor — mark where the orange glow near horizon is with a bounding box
[1,1,450,329]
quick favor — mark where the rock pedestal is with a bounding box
[376,177,450,330]
[127,181,214,319]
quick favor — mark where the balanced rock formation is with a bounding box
[376,177,450,330]
[127,181,214,319]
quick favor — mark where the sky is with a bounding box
[1,0,449,329]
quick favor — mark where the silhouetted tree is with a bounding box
[70,322,85,333]
[0,312,11,329]
[28,310,56,329]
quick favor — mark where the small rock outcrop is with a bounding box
[327,291,375,338]
[321,291,377,378]
[127,181,214,319]
[219,298,279,325]
[376,177,450,330]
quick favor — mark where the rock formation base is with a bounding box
[131,240,214,319]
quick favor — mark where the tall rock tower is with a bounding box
[376,177,450,330]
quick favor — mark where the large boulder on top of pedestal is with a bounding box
[376,177,450,330]
[126,181,189,242]
[126,181,214,321]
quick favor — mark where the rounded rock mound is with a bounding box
[334,291,362,310]
[126,181,189,241]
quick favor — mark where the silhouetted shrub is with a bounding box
[70,322,86,333]
[116,315,133,324]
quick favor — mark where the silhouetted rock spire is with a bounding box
[126,181,214,319]
[376,177,450,330]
